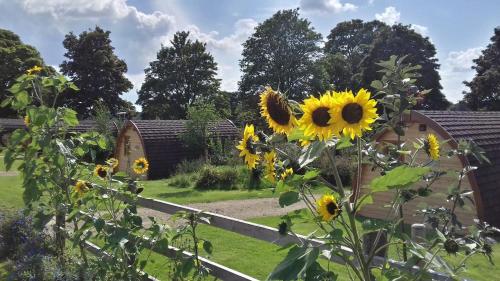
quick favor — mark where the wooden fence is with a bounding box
[80,190,453,281]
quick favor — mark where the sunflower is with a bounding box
[298,94,338,141]
[23,115,30,126]
[236,124,260,169]
[26,65,42,75]
[330,89,378,139]
[316,194,341,221]
[299,139,311,148]
[263,150,277,183]
[424,133,440,160]
[280,167,293,180]
[94,164,109,179]
[107,158,119,169]
[259,87,297,135]
[133,157,149,175]
[73,180,89,197]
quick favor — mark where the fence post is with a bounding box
[411,223,427,243]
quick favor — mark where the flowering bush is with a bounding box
[2,67,210,280]
[237,56,498,280]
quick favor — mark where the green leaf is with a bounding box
[287,127,306,141]
[94,218,105,233]
[62,108,79,126]
[371,80,384,90]
[279,191,300,207]
[370,166,430,192]
[303,170,319,180]
[203,240,213,254]
[298,141,326,168]
[336,135,353,150]
[267,245,319,281]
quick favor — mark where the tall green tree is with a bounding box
[137,31,220,119]
[463,27,500,110]
[238,9,324,118]
[59,26,133,118]
[323,20,388,91]
[0,29,49,117]
[360,24,450,109]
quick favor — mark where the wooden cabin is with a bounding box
[356,110,500,227]
[0,118,118,146]
[114,120,239,180]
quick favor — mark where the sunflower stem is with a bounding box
[327,147,371,280]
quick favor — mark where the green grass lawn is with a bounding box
[0,170,497,280]
[251,209,500,281]
[141,179,281,204]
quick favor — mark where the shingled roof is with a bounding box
[0,118,119,135]
[125,119,239,179]
[410,110,500,226]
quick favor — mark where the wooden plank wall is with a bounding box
[115,124,147,178]
[358,122,477,226]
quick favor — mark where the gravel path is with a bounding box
[137,197,308,226]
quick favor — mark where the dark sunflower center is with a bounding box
[326,201,338,215]
[312,107,331,127]
[266,94,291,125]
[97,168,107,178]
[245,138,257,154]
[342,103,363,124]
[137,162,145,169]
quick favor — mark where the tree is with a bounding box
[137,31,220,119]
[360,24,450,109]
[239,9,325,119]
[181,103,220,160]
[59,26,133,118]
[323,20,388,91]
[0,29,49,117]
[463,27,500,110]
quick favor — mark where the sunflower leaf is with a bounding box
[370,165,430,192]
[298,141,326,168]
[279,191,300,207]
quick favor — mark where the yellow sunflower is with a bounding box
[259,87,297,135]
[280,167,293,181]
[425,133,440,160]
[26,65,42,75]
[298,94,338,141]
[107,158,119,169]
[236,124,260,169]
[133,157,149,175]
[23,115,30,126]
[73,180,89,197]
[299,139,311,147]
[94,164,109,179]
[330,89,378,139]
[263,150,277,183]
[316,194,341,221]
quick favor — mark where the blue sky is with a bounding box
[1,0,498,107]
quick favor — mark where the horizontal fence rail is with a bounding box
[105,189,453,281]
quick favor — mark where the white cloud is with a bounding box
[445,47,482,72]
[184,18,258,92]
[440,47,482,102]
[187,18,257,52]
[300,0,357,14]
[375,6,400,25]
[410,24,428,37]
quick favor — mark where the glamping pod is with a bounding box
[0,119,118,146]
[114,119,239,180]
[357,110,500,227]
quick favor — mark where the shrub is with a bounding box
[195,165,238,190]
[0,212,89,280]
[175,158,205,175]
[168,174,194,188]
